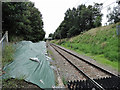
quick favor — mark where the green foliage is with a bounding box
[107,6,120,24]
[2,43,15,67]
[9,35,24,42]
[53,3,103,39]
[2,2,45,42]
[94,16,102,27]
[48,33,53,37]
[62,77,67,85]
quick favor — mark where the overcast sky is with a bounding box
[30,0,117,38]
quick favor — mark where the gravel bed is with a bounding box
[53,45,110,79]
[47,43,85,83]
[55,44,119,75]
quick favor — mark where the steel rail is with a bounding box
[50,43,105,90]
[51,43,119,78]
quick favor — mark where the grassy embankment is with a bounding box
[51,23,120,71]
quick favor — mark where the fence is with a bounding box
[0,31,8,88]
[0,31,8,54]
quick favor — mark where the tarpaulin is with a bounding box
[2,41,55,88]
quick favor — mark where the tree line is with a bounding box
[2,2,45,42]
[50,3,120,39]
[51,3,103,39]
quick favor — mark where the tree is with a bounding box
[48,33,53,37]
[2,2,45,42]
[94,16,102,27]
[107,6,120,23]
[53,3,103,39]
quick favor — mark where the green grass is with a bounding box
[60,43,118,70]
[47,49,53,56]
[51,22,120,70]
[62,77,67,85]
[2,35,24,67]
[91,54,118,69]
[47,49,55,60]
[2,43,15,67]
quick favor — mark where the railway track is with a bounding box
[49,43,120,89]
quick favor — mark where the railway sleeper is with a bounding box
[67,76,120,89]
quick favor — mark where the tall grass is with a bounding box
[2,43,15,67]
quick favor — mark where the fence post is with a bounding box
[116,25,120,36]
[6,31,8,42]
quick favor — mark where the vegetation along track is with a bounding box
[49,43,119,89]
